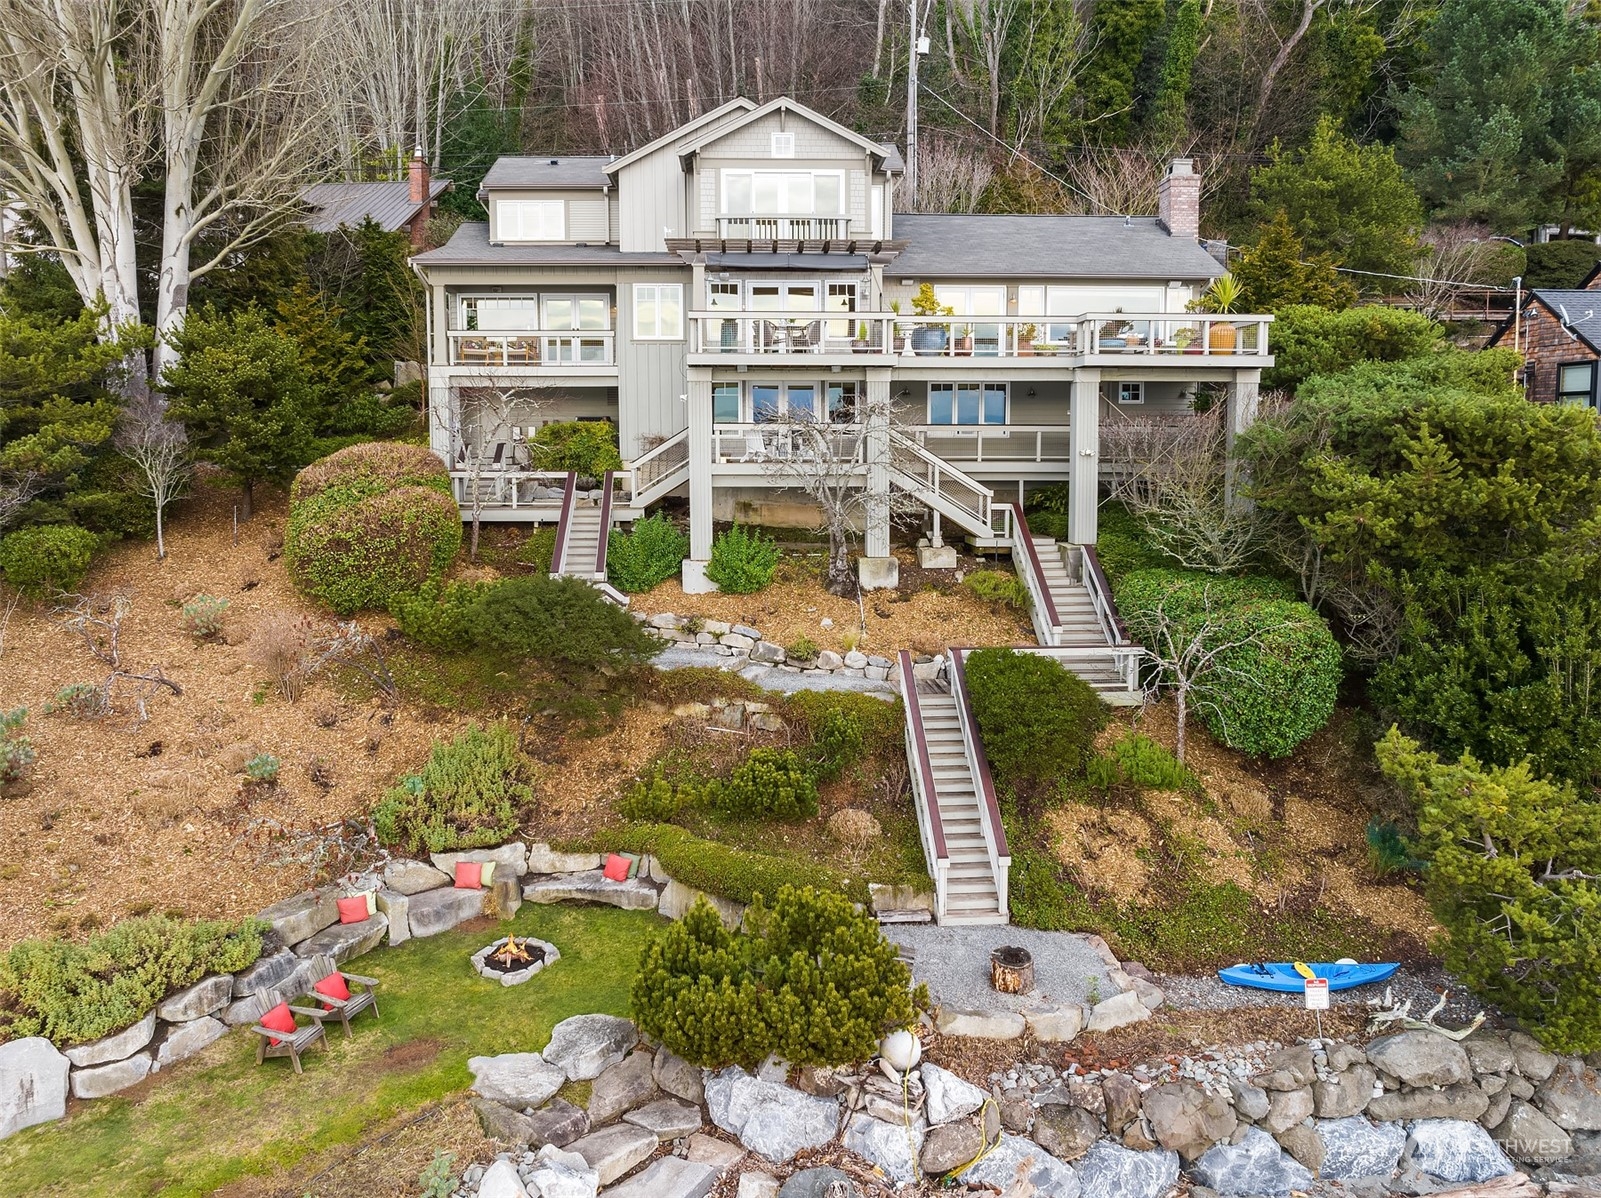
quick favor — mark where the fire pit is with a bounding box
[471,934,560,987]
[990,945,1035,994]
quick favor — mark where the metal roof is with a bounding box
[480,157,613,191]
[886,214,1223,280]
[1529,289,1601,354]
[299,180,449,234]
[410,222,677,267]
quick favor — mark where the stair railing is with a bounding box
[898,651,949,923]
[547,471,579,577]
[1000,502,1060,645]
[947,648,1011,919]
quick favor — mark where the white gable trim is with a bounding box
[603,98,757,177]
[674,96,894,167]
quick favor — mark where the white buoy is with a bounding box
[880,1028,922,1072]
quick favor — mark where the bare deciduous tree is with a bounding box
[52,591,183,722]
[1102,407,1259,574]
[438,380,548,560]
[114,394,192,560]
[908,136,994,213]
[1404,222,1516,321]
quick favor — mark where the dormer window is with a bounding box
[499,200,564,241]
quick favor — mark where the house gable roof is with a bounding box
[602,98,757,177]
[1527,289,1601,354]
[480,157,612,190]
[299,179,450,234]
[886,214,1223,281]
[674,96,902,171]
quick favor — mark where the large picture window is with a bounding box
[712,383,741,423]
[498,200,564,241]
[722,170,844,216]
[1558,361,1596,407]
[633,284,684,340]
[929,383,1006,425]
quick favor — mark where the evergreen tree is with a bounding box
[1233,210,1358,312]
[1146,0,1202,145]
[1081,0,1166,142]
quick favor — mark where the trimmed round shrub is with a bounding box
[964,648,1108,802]
[289,441,450,506]
[531,421,624,478]
[0,525,97,598]
[705,525,780,593]
[607,513,689,593]
[287,486,462,615]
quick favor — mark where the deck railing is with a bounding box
[449,468,573,510]
[711,422,865,465]
[907,424,1071,464]
[947,649,1011,917]
[626,429,691,505]
[689,311,894,356]
[1000,502,1061,643]
[899,650,950,923]
[447,330,615,367]
[887,428,1000,539]
[715,215,851,240]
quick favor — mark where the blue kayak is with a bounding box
[1218,961,1401,993]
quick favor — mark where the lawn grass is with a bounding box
[0,905,661,1198]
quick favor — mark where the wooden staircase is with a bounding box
[912,690,1007,924]
[1032,535,1109,643]
[550,471,628,606]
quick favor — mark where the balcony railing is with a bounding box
[711,421,865,465]
[715,215,851,240]
[447,330,615,367]
[906,424,1071,463]
[688,312,1271,359]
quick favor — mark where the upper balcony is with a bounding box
[715,215,851,240]
[688,312,1273,368]
[445,330,617,374]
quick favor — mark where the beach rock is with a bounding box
[526,845,602,875]
[934,1008,1026,1039]
[843,1112,924,1186]
[705,1067,840,1164]
[293,911,388,965]
[1073,1140,1179,1198]
[1317,1117,1406,1181]
[0,1037,68,1139]
[1254,1046,1317,1091]
[1229,1080,1271,1122]
[1492,1098,1573,1164]
[1463,1034,1518,1077]
[1085,991,1149,1034]
[478,1158,530,1198]
[1314,1065,1376,1119]
[431,841,529,878]
[524,1143,599,1198]
[152,1016,226,1070]
[232,947,299,997]
[473,1098,539,1146]
[1032,1103,1102,1162]
[566,1122,656,1185]
[543,1015,637,1082]
[1275,1124,1326,1174]
[1404,1118,1516,1183]
[155,975,233,1023]
[1509,1032,1561,1082]
[1102,1072,1143,1133]
[381,859,451,895]
[922,1062,985,1126]
[70,1050,152,1099]
[525,1098,590,1148]
[957,1133,1079,1197]
[685,1132,745,1174]
[1142,1082,1239,1161]
[405,885,486,938]
[737,1174,779,1198]
[653,1046,704,1105]
[1536,1058,1601,1131]
[522,871,658,911]
[777,1168,860,1198]
[1191,1125,1315,1197]
[1367,1032,1472,1088]
[920,1119,985,1174]
[1024,1006,1086,1043]
[586,1050,658,1125]
[1367,1081,1489,1122]
[1262,1087,1315,1135]
[1328,1042,1367,1071]
[374,889,410,945]
[63,1012,157,1068]
[603,1156,716,1198]
[468,1052,565,1109]
[623,1097,702,1141]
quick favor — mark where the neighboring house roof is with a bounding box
[604,98,758,176]
[675,95,902,172]
[480,157,613,191]
[1527,289,1601,354]
[885,214,1223,280]
[299,180,450,234]
[410,221,676,267]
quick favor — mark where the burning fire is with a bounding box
[492,935,534,968]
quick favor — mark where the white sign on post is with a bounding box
[1304,978,1330,1010]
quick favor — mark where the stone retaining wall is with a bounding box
[635,611,932,684]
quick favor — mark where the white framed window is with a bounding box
[712,383,741,423]
[1115,381,1144,406]
[929,382,1007,425]
[771,131,795,158]
[459,295,539,331]
[633,283,683,340]
[721,170,844,216]
[498,200,564,241]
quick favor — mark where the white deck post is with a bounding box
[859,367,897,588]
[1226,368,1261,510]
[1069,369,1101,544]
[683,368,716,591]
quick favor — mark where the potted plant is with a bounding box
[1017,322,1037,356]
[1035,340,1058,357]
[852,320,871,353]
[954,324,973,356]
[1174,326,1201,355]
[1192,273,1242,353]
[890,300,909,354]
[909,283,954,355]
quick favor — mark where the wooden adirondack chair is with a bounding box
[250,1006,329,1074]
[308,972,382,1039]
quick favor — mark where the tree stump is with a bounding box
[990,945,1035,994]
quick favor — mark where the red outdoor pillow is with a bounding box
[313,971,351,1012]
[336,895,370,924]
[602,853,630,882]
[260,1001,297,1046]
[454,861,483,889]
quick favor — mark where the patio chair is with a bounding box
[491,442,506,468]
[305,971,381,1039]
[740,433,766,462]
[250,1005,329,1074]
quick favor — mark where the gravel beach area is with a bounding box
[884,924,1120,1012]
[1156,963,1494,1028]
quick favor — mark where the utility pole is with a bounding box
[906,0,929,210]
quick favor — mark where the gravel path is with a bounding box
[884,924,1120,1013]
[652,647,897,695]
[1156,963,1493,1028]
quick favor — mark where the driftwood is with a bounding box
[1366,987,1487,1040]
[1428,1174,1537,1197]
[1548,1181,1601,1196]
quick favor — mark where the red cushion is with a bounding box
[336,895,370,924]
[313,971,351,1012]
[260,1001,296,1046]
[454,861,483,889]
[603,853,630,882]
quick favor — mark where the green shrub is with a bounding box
[517,527,558,574]
[49,683,105,720]
[388,580,492,652]
[1026,510,1069,541]
[599,823,864,905]
[466,575,663,675]
[1524,239,1601,289]
[244,753,280,784]
[631,887,925,1068]
[287,485,462,616]
[963,649,1108,802]
[1366,820,1425,876]
[607,514,688,594]
[785,635,819,661]
[962,569,1028,610]
[371,722,531,853]
[1115,569,1340,758]
[809,707,865,783]
[1263,304,1444,391]
[0,915,264,1046]
[288,441,451,506]
[711,748,819,820]
[1093,503,1169,583]
[706,525,780,594]
[621,771,682,822]
[530,421,624,478]
[1090,732,1194,791]
[0,707,34,784]
[1377,728,1601,1053]
[785,692,903,761]
[0,525,97,598]
[181,595,229,640]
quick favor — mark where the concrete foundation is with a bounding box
[857,556,900,590]
[681,559,718,594]
[917,544,959,569]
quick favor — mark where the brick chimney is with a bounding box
[1157,158,1199,241]
[408,146,429,205]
